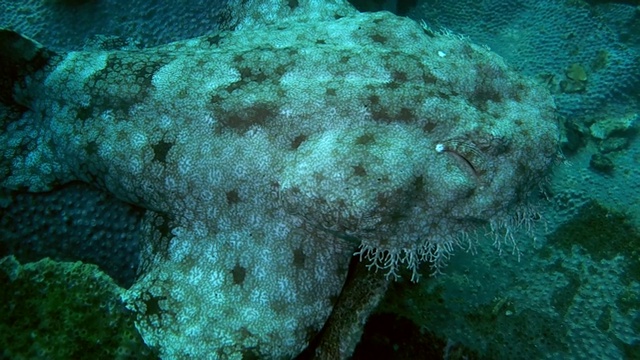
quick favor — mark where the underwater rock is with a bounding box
[0,6,559,360]
[566,63,588,82]
[0,255,153,359]
[590,153,615,173]
[590,112,638,140]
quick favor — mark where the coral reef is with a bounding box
[379,196,640,359]
[0,0,229,50]
[0,183,144,287]
[0,256,154,359]
[409,0,640,122]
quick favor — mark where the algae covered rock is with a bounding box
[0,256,154,359]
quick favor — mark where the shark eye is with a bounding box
[435,139,485,178]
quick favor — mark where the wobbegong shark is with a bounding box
[0,7,559,360]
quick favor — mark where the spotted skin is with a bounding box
[0,10,558,359]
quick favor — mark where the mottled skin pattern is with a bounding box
[1,10,558,360]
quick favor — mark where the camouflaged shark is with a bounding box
[0,9,559,360]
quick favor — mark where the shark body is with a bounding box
[0,10,558,359]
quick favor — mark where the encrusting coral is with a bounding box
[0,256,154,359]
